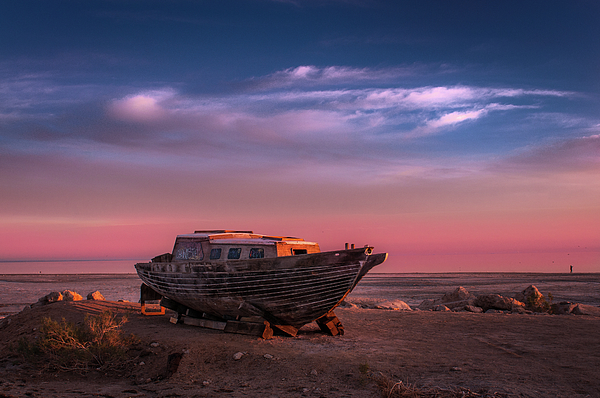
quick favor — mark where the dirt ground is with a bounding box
[1,300,599,398]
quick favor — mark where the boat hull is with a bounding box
[135,248,386,328]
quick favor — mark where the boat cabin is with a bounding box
[168,230,321,262]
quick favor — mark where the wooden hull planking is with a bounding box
[135,248,386,328]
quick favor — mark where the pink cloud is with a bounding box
[108,89,174,122]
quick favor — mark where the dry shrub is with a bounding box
[17,310,138,373]
[372,372,508,398]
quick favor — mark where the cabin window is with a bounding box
[173,241,204,260]
[292,248,308,255]
[227,248,242,259]
[209,248,222,260]
[249,248,264,258]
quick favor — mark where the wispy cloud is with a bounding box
[0,65,589,184]
[245,65,421,89]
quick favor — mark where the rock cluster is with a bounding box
[31,289,105,308]
[417,285,600,316]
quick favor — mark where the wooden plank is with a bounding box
[182,316,227,330]
[224,320,273,338]
[272,324,298,337]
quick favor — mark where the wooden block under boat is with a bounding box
[316,311,344,336]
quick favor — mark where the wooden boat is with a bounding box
[135,230,387,336]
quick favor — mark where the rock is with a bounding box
[233,352,245,360]
[263,354,274,359]
[87,291,105,300]
[441,286,474,302]
[485,309,504,314]
[516,285,549,312]
[571,304,600,317]
[551,301,577,315]
[62,290,83,301]
[510,306,530,314]
[417,299,436,311]
[474,294,524,312]
[374,300,412,311]
[310,369,318,376]
[433,305,451,312]
[462,305,483,313]
[418,287,476,310]
[150,342,160,348]
[37,291,63,305]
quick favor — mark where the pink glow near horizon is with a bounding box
[1,204,598,273]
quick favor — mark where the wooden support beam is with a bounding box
[315,311,344,336]
[225,320,273,339]
[182,316,227,330]
[272,324,298,337]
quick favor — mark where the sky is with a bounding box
[1,1,599,272]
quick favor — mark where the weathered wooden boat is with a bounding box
[135,230,387,337]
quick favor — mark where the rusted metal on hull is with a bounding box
[135,233,387,331]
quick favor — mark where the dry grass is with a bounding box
[16,310,139,373]
[372,372,509,398]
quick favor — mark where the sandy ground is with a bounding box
[1,300,599,398]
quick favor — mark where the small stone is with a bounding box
[450,366,462,371]
[263,353,274,359]
[433,304,451,312]
[233,351,245,360]
[139,361,145,366]
[310,369,318,376]
[203,380,211,386]
[182,349,190,354]
[150,342,160,348]
[145,378,152,384]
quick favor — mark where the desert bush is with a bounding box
[526,291,553,313]
[17,310,138,372]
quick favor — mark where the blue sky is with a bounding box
[1,1,599,271]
